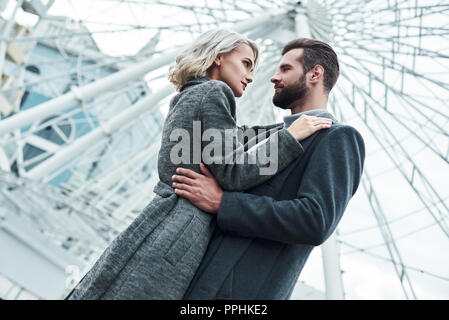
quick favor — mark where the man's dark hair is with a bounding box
[282,38,339,94]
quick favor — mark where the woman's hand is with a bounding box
[287,115,332,141]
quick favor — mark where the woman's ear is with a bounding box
[214,54,223,67]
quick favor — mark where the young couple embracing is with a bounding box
[66,29,364,300]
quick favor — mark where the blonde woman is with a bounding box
[66,29,332,300]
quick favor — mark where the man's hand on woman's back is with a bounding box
[172,163,223,214]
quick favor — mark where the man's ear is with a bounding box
[309,65,324,83]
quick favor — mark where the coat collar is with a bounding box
[283,109,337,128]
[180,76,211,92]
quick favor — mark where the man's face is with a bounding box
[271,48,309,109]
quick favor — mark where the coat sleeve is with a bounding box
[200,81,304,191]
[238,123,284,132]
[216,125,365,245]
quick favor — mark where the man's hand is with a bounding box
[172,163,224,214]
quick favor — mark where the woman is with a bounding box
[66,29,332,300]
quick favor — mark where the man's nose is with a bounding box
[270,74,280,83]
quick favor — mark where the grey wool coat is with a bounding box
[65,77,304,300]
[183,109,365,300]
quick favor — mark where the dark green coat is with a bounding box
[184,110,365,299]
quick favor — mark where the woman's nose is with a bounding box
[246,74,253,83]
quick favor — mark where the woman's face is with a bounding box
[211,43,255,97]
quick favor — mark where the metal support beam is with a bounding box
[111,173,159,220]
[0,146,9,171]
[24,84,172,179]
[321,231,345,299]
[87,137,161,193]
[0,8,289,137]
[361,172,417,299]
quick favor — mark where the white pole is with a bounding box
[111,173,159,220]
[0,146,9,171]
[321,231,344,299]
[88,138,161,192]
[0,8,289,137]
[68,138,160,200]
[0,52,176,136]
[295,3,311,38]
[92,140,161,209]
[24,84,173,179]
[294,1,345,300]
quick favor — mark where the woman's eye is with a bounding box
[243,61,249,67]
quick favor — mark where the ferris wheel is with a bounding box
[0,0,448,300]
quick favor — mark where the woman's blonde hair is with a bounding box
[168,29,259,91]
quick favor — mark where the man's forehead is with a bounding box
[281,48,304,64]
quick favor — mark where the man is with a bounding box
[172,38,365,299]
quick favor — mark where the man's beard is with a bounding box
[272,74,308,110]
